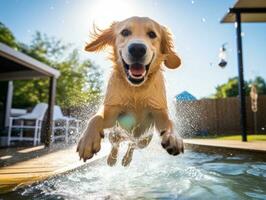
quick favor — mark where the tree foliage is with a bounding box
[18,31,68,65]
[213,76,266,98]
[252,76,266,95]
[0,22,17,48]
[0,22,103,108]
[55,50,102,108]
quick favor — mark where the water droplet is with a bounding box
[241,32,245,37]
[262,127,265,131]
[234,22,238,28]
[191,0,195,4]
[50,6,54,10]
[201,18,206,23]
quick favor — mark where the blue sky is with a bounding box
[0,0,266,99]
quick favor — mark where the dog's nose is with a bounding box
[128,43,147,59]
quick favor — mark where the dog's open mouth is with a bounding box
[122,55,153,85]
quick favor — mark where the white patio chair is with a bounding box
[51,105,81,143]
[7,103,48,146]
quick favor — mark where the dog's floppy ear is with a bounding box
[85,22,117,52]
[161,26,181,69]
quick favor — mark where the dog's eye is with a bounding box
[121,29,131,37]
[147,31,157,39]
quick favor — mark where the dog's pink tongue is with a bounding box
[130,64,145,76]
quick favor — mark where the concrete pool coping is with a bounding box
[184,139,266,159]
[0,142,110,194]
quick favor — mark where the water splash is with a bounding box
[173,100,203,138]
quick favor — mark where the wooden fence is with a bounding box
[175,95,266,136]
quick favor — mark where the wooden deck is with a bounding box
[0,143,109,193]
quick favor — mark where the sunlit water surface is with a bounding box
[2,139,266,200]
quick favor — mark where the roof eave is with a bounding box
[0,43,60,78]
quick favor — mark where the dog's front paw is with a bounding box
[77,128,104,162]
[161,131,184,156]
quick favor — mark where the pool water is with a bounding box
[2,140,266,200]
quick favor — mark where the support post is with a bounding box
[5,81,13,128]
[45,77,56,147]
[2,81,13,129]
[235,12,247,142]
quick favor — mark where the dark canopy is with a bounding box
[0,43,60,80]
[221,0,266,23]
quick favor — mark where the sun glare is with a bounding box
[88,0,138,27]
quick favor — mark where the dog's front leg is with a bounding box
[77,105,121,161]
[107,131,124,166]
[153,109,184,155]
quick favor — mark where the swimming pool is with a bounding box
[2,140,266,200]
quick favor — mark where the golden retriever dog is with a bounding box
[77,16,184,166]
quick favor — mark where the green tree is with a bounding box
[249,76,266,95]
[55,50,102,108]
[0,22,18,48]
[18,31,68,65]
[213,76,266,98]
[12,79,49,108]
